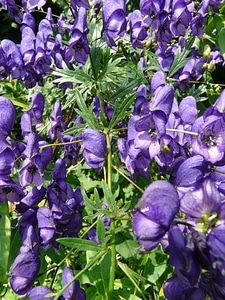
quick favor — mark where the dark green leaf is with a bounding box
[96,216,106,244]
[217,30,225,60]
[57,237,99,251]
[168,37,195,77]
[109,93,136,130]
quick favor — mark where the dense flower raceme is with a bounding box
[1,0,224,88]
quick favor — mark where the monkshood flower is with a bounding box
[128,10,148,49]
[132,180,179,251]
[9,251,40,296]
[207,224,225,275]
[175,155,209,195]
[65,7,90,66]
[0,96,16,137]
[0,176,24,203]
[170,0,192,37]
[29,286,54,300]
[155,12,172,48]
[19,133,44,188]
[140,0,170,32]
[191,115,225,163]
[37,206,56,251]
[1,39,25,80]
[168,226,201,286]
[190,0,209,38]
[81,128,107,168]
[71,0,90,10]
[16,186,46,213]
[164,275,206,300]
[21,12,36,31]
[0,147,14,175]
[102,0,126,49]
[62,267,86,299]
[20,26,35,67]
[180,179,222,219]
[23,0,47,11]
[48,101,66,140]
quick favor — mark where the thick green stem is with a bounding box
[105,132,116,300]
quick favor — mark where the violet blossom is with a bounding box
[132,180,180,251]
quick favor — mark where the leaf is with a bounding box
[0,201,11,283]
[102,180,116,213]
[116,239,140,259]
[117,261,147,300]
[57,237,99,252]
[90,47,103,81]
[74,90,99,130]
[217,30,225,60]
[109,93,136,130]
[96,216,106,244]
[168,37,195,77]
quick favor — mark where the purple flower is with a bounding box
[164,276,206,300]
[9,251,40,295]
[25,0,47,11]
[129,10,148,49]
[1,39,25,80]
[0,176,24,203]
[180,179,222,219]
[29,286,54,300]
[168,226,201,286]
[71,0,90,10]
[207,224,225,275]
[37,206,56,250]
[102,0,126,49]
[175,155,209,195]
[170,0,192,37]
[0,147,14,175]
[0,96,16,136]
[65,7,90,66]
[191,115,225,163]
[62,267,86,300]
[81,128,107,168]
[48,101,66,140]
[132,180,179,251]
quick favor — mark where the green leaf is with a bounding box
[90,47,103,81]
[0,201,11,283]
[109,93,136,130]
[57,237,99,251]
[116,239,140,259]
[102,180,116,213]
[96,216,106,244]
[217,30,225,60]
[168,37,195,77]
[74,90,99,130]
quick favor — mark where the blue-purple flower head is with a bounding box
[81,128,107,168]
[132,180,180,251]
[103,0,126,49]
[0,96,16,137]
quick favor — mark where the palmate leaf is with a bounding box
[74,90,99,130]
[52,61,94,86]
[168,37,195,78]
[109,93,136,130]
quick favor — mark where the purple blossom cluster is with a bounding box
[0,0,90,87]
[129,71,225,298]
[0,0,224,90]
[0,93,88,297]
[1,0,225,299]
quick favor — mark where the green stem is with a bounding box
[105,132,116,300]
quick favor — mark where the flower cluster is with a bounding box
[1,0,225,299]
